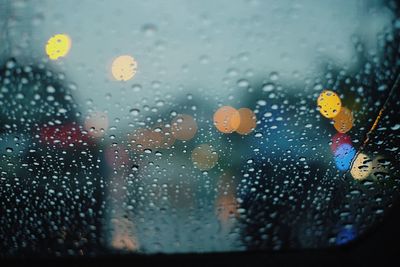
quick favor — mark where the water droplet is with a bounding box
[142,23,158,36]
[130,109,140,116]
[262,83,275,92]
[237,79,250,88]
[131,164,139,171]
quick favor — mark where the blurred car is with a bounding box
[0,59,105,256]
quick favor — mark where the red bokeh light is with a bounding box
[40,122,90,148]
[330,133,352,154]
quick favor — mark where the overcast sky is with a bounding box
[1,0,394,124]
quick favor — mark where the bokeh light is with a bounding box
[336,227,356,245]
[105,145,130,168]
[317,90,342,119]
[130,128,163,153]
[171,114,198,141]
[371,156,390,180]
[334,143,356,171]
[191,144,218,171]
[153,124,175,149]
[84,111,109,138]
[331,133,352,153]
[350,153,372,180]
[213,106,241,133]
[45,34,72,60]
[333,107,354,133]
[111,233,139,251]
[111,55,138,81]
[40,122,88,148]
[215,173,238,228]
[216,193,238,225]
[236,108,257,135]
[111,218,139,251]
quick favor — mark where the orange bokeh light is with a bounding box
[213,106,241,133]
[129,128,163,153]
[216,194,239,224]
[153,124,176,149]
[236,108,257,135]
[333,107,353,133]
[191,144,218,171]
[171,114,198,141]
[111,218,139,251]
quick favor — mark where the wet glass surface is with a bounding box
[0,0,400,256]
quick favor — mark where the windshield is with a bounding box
[0,0,400,256]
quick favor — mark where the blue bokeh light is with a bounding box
[334,143,356,171]
[336,227,356,245]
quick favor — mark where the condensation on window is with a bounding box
[0,0,400,256]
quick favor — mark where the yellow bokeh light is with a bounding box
[191,144,218,171]
[171,114,198,141]
[333,107,354,133]
[317,90,342,119]
[213,106,241,133]
[350,153,372,180]
[236,108,257,135]
[45,34,72,60]
[111,55,138,81]
[84,111,109,138]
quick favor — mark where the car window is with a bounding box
[0,0,400,256]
